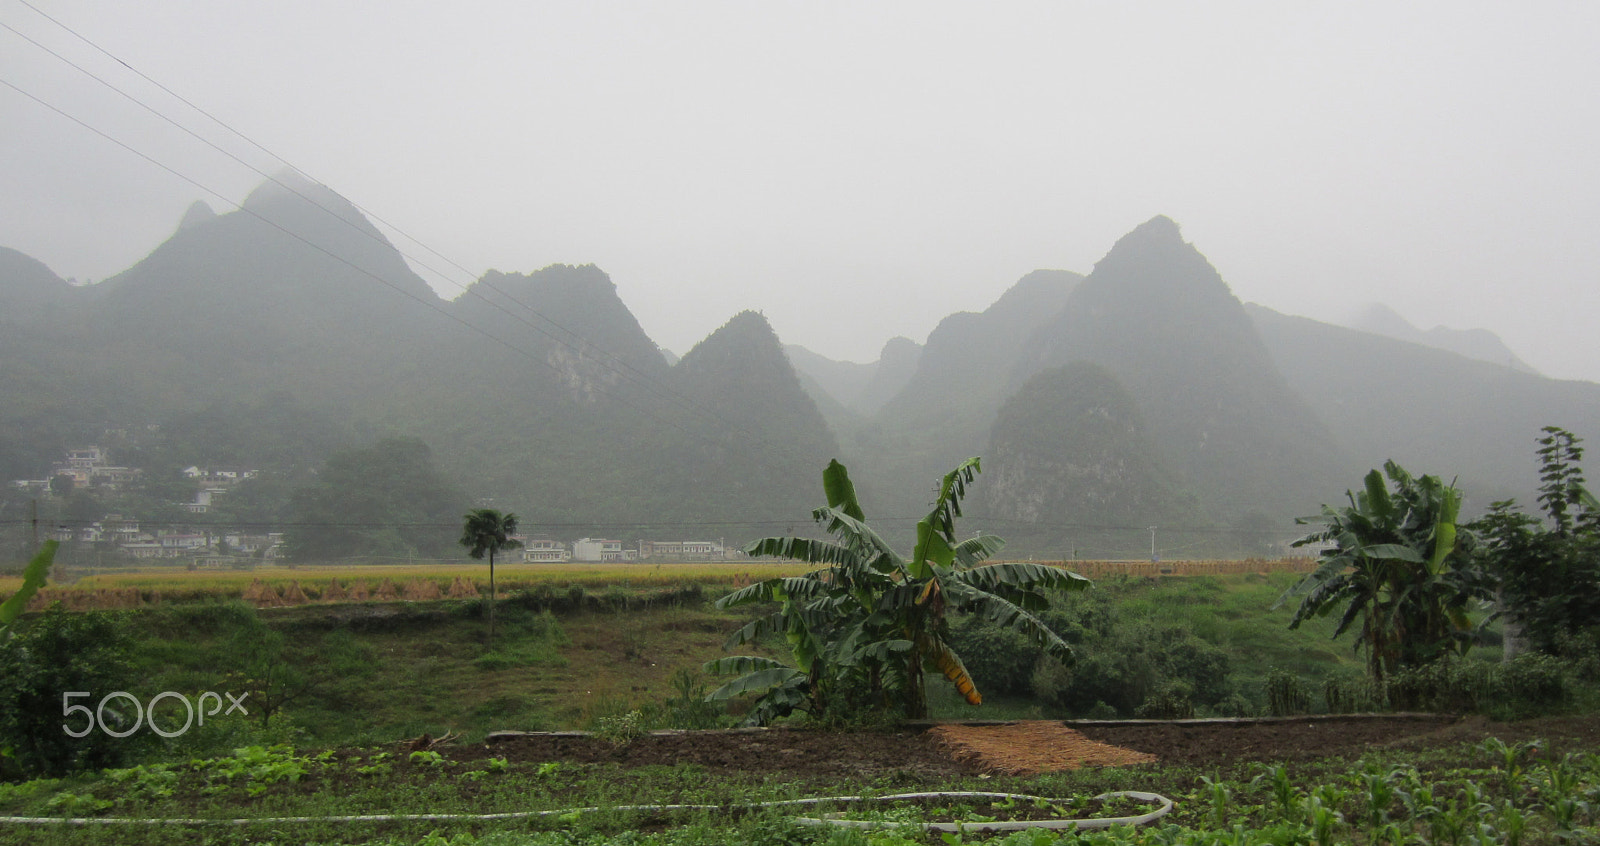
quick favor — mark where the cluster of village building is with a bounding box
[11,446,737,565]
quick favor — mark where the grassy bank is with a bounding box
[11,570,1538,747]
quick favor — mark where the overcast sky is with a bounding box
[4,1,1598,380]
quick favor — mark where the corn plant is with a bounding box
[1480,737,1542,799]
[1252,764,1303,821]
[1355,762,1399,833]
[1198,775,1232,830]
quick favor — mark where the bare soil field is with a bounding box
[472,714,1600,779]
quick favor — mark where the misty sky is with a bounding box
[4,2,1598,380]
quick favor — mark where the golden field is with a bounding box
[3,558,1315,607]
[48,560,814,595]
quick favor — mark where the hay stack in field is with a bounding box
[282,581,310,604]
[322,580,348,602]
[373,578,399,601]
[243,578,285,607]
[403,579,441,601]
[447,576,478,598]
[349,581,370,601]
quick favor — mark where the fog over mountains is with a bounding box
[4,177,1596,557]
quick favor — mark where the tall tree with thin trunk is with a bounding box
[459,509,520,646]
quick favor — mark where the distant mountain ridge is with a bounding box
[1009,216,1346,522]
[3,181,1596,557]
[0,178,836,532]
[0,246,76,324]
[787,218,1590,556]
[1342,303,1539,375]
[1248,303,1600,505]
[828,269,1080,517]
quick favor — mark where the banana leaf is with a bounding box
[0,541,57,632]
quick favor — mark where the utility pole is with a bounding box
[30,498,39,552]
[1148,526,1158,562]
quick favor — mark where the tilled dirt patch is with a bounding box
[1074,713,1600,768]
[468,714,1600,779]
[927,722,1156,775]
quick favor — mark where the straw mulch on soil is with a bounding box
[926,721,1157,775]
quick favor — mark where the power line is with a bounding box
[0,12,750,442]
[14,0,470,291]
[0,72,833,479]
[0,11,827,475]
[3,514,1307,536]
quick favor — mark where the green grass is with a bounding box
[6,571,1600,843]
[100,570,1528,745]
[114,592,758,747]
[927,573,1372,722]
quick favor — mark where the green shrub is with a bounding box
[1026,614,1234,717]
[1136,680,1196,719]
[593,710,647,746]
[1492,654,1569,718]
[1387,654,1571,719]
[0,607,147,778]
[947,617,1038,696]
[1323,674,1382,713]
[1265,668,1311,716]
[662,668,723,730]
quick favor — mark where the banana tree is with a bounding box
[1278,461,1483,682]
[708,458,1090,722]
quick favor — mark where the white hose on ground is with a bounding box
[0,790,1173,831]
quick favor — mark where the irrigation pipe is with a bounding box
[0,790,1173,832]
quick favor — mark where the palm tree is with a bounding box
[709,458,1090,722]
[459,509,521,646]
[1277,461,1482,683]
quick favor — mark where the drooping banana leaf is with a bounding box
[920,633,981,706]
[957,561,1092,596]
[808,506,902,573]
[845,637,913,667]
[714,574,831,610]
[951,534,1006,570]
[740,536,863,571]
[0,540,57,632]
[704,664,807,701]
[946,580,1076,666]
[722,609,788,650]
[1356,543,1425,563]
